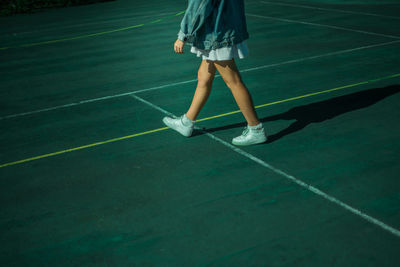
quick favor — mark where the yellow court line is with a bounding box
[0,10,186,50]
[0,127,169,168]
[196,72,400,122]
[1,72,399,168]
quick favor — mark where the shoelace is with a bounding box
[241,126,263,136]
[241,127,249,136]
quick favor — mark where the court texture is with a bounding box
[1,0,400,265]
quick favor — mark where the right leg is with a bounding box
[185,59,217,121]
[162,60,216,137]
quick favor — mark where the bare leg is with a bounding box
[214,59,260,126]
[185,59,217,121]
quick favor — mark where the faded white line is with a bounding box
[2,39,400,121]
[246,13,400,40]
[240,39,400,73]
[260,1,400,20]
[130,93,400,238]
[2,12,178,36]
[0,79,197,120]
[130,94,176,118]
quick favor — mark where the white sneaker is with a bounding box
[232,125,267,146]
[162,114,194,137]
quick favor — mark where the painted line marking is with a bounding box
[4,12,180,36]
[0,10,185,51]
[131,94,400,238]
[2,39,399,121]
[0,127,168,168]
[246,13,400,40]
[1,72,399,169]
[196,72,400,122]
[260,1,400,20]
[0,79,198,120]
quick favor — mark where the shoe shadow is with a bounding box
[196,84,400,143]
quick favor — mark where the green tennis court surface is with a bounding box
[1,0,399,265]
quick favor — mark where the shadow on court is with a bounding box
[200,84,400,143]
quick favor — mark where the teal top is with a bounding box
[177,0,250,50]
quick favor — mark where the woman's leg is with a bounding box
[214,59,260,126]
[185,59,217,121]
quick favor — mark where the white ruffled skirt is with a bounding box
[190,40,249,61]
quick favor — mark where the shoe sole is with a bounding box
[232,137,267,146]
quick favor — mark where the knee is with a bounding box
[224,76,243,90]
[197,70,214,87]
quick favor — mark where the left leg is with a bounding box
[213,59,260,126]
[214,58,266,145]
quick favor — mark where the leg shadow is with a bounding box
[200,84,400,143]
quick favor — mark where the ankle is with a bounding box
[185,112,196,121]
[182,113,195,126]
[248,122,262,130]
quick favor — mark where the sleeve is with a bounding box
[177,0,215,42]
[177,29,186,42]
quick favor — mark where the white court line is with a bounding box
[260,1,400,20]
[0,79,196,120]
[239,39,400,73]
[130,94,400,238]
[3,12,178,36]
[2,39,400,121]
[246,13,400,40]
